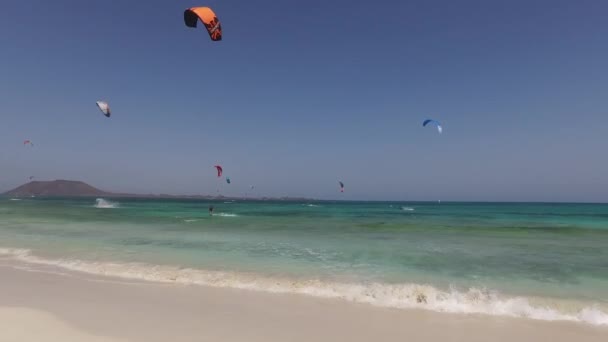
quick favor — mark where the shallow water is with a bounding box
[1,197,607,325]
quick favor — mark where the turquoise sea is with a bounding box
[1,197,607,325]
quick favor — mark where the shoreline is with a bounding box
[1,261,607,341]
[2,247,607,327]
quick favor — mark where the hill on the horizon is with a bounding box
[3,180,109,197]
[3,180,315,201]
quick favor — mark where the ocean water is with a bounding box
[1,197,608,325]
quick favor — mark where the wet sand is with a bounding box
[1,262,606,342]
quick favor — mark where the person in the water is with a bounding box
[209,205,214,216]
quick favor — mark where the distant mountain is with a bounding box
[3,180,315,201]
[3,180,109,197]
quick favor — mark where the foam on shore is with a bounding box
[1,247,606,326]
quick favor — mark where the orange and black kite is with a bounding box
[184,7,222,41]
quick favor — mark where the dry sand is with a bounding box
[0,307,128,342]
[0,261,606,342]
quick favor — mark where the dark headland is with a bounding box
[3,180,109,197]
[2,180,312,201]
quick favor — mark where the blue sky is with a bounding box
[1,0,607,201]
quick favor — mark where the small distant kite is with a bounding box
[423,119,442,134]
[96,101,111,118]
[214,165,223,178]
[29,176,35,180]
[184,7,222,41]
[226,177,231,184]
[339,181,345,193]
[23,140,33,147]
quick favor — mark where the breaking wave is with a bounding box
[1,248,606,326]
[215,213,238,217]
[94,198,119,209]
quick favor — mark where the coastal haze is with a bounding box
[2,0,608,202]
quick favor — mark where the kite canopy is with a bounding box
[214,165,223,178]
[339,181,345,193]
[226,177,231,184]
[423,119,443,134]
[23,140,33,147]
[184,7,222,41]
[96,101,111,118]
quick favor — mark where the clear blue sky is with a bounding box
[1,0,607,201]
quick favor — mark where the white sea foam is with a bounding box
[215,213,238,217]
[94,198,119,209]
[183,219,198,223]
[401,207,415,211]
[9,199,22,201]
[1,247,607,326]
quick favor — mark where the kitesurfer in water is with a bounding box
[209,205,214,216]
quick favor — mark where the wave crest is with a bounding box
[94,198,119,209]
[215,213,238,217]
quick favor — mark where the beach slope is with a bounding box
[0,262,606,342]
